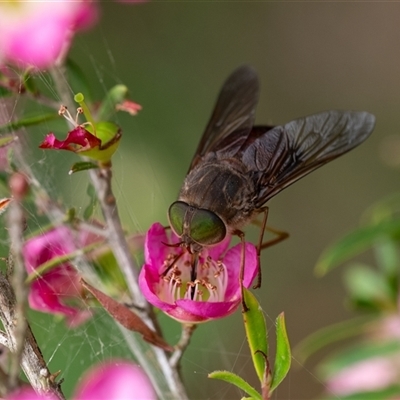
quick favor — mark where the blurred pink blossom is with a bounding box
[74,360,156,399]
[327,357,398,396]
[8,360,156,400]
[23,225,101,326]
[0,1,98,69]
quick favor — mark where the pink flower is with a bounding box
[39,102,123,164]
[0,1,98,69]
[40,126,101,153]
[327,357,398,396]
[74,360,156,400]
[23,226,100,327]
[8,360,156,400]
[139,223,258,323]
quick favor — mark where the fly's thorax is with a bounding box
[179,158,257,228]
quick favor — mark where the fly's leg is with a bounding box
[253,207,289,289]
[233,229,248,312]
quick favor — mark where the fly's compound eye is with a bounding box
[168,201,188,237]
[190,208,226,246]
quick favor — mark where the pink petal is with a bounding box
[29,266,91,327]
[224,243,257,298]
[206,234,231,261]
[23,226,75,272]
[174,298,239,320]
[138,264,175,313]
[23,226,93,327]
[74,361,156,400]
[144,223,169,270]
[39,127,101,152]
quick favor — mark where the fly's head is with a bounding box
[168,201,227,254]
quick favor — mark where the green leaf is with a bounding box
[374,237,400,276]
[0,112,58,134]
[69,161,99,175]
[270,312,291,392]
[208,370,261,400]
[242,288,268,383]
[294,316,373,364]
[315,219,400,276]
[83,183,98,221]
[96,84,129,121]
[344,263,396,310]
[0,135,15,148]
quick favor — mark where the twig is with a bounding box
[170,324,197,369]
[6,196,28,390]
[0,274,65,399]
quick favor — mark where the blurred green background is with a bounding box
[24,2,400,399]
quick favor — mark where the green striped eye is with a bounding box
[190,208,226,245]
[168,201,226,245]
[168,201,187,237]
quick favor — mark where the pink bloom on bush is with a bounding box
[0,1,98,69]
[327,357,398,396]
[74,360,156,400]
[40,121,122,164]
[23,226,99,326]
[8,360,156,400]
[139,223,257,323]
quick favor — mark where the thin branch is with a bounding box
[170,324,197,369]
[6,196,28,390]
[0,274,65,399]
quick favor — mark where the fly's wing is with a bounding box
[188,65,260,171]
[241,110,376,207]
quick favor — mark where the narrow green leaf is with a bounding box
[69,161,99,175]
[270,313,291,392]
[374,237,400,276]
[208,370,261,400]
[83,183,98,221]
[0,135,15,148]
[96,84,129,121]
[315,219,400,276]
[294,316,373,364]
[0,112,58,134]
[242,288,268,383]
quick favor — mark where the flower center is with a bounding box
[158,252,228,304]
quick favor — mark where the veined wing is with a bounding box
[188,65,260,171]
[241,110,376,207]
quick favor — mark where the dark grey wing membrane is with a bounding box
[188,65,260,171]
[242,110,376,207]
